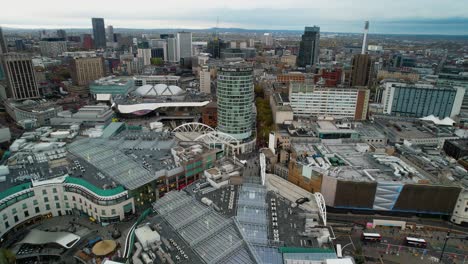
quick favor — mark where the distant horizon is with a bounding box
[2,0,468,35]
[3,25,468,37]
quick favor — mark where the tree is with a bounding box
[150,58,164,66]
[0,248,15,264]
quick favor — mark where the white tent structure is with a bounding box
[17,229,80,249]
[420,115,455,126]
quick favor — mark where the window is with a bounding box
[11,208,17,214]
[65,202,70,209]
[14,215,18,223]
[35,207,40,213]
[64,196,68,201]
[22,203,27,209]
[94,208,97,213]
[72,196,76,201]
[46,204,51,210]
[33,200,38,205]
[111,209,116,215]
[101,209,106,215]
[44,197,49,203]
[53,188,57,193]
[2,214,7,220]
[5,222,9,229]
[56,203,60,209]
[42,190,47,195]
[54,196,59,201]
[24,211,29,217]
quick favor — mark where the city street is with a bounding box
[330,219,468,264]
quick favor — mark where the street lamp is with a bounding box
[439,231,468,263]
[439,230,450,263]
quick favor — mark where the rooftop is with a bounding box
[92,76,132,86]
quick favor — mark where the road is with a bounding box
[329,219,468,264]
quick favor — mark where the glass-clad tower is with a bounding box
[217,62,254,141]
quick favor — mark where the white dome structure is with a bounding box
[135,84,184,97]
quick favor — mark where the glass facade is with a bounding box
[217,65,254,141]
[391,86,456,118]
[297,26,320,67]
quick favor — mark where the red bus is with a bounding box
[405,237,427,248]
[361,232,382,242]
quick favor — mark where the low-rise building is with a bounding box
[374,117,458,147]
[270,93,294,125]
[89,76,133,95]
[50,105,115,127]
[5,99,63,127]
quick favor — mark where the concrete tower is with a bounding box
[361,21,369,55]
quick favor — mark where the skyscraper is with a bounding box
[167,37,178,63]
[2,53,40,100]
[106,25,114,43]
[207,37,226,59]
[217,62,254,141]
[0,27,8,54]
[199,65,211,94]
[296,26,320,68]
[137,48,151,66]
[350,54,372,87]
[261,33,273,46]
[176,32,192,60]
[92,18,106,49]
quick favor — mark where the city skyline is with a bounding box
[1,0,468,34]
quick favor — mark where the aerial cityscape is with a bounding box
[0,1,467,264]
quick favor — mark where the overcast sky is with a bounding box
[2,0,468,34]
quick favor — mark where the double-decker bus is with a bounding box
[361,232,382,242]
[405,237,427,248]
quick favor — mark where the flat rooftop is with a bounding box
[374,118,455,139]
[305,142,427,183]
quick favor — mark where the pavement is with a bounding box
[9,215,135,264]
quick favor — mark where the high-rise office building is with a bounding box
[176,32,192,60]
[199,65,211,94]
[350,54,372,87]
[167,38,178,63]
[106,25,114,42]
[15,40,26,51]
[39,41,67,57]
[137,48,151,66]
[2,53,40,100]
[217,62,254,141]
[296,26,320,68]
[91,18,106,49]
[288,83,369,120]
[0,27,8,54]
[82,34,93,49]
[150,39,167,61]
[207,37,226,59]
[261,33,273,46]
[70,56,105,86]
[381,82,465,118]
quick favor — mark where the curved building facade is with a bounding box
[217,63,254,141]
[0,175,134,239]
